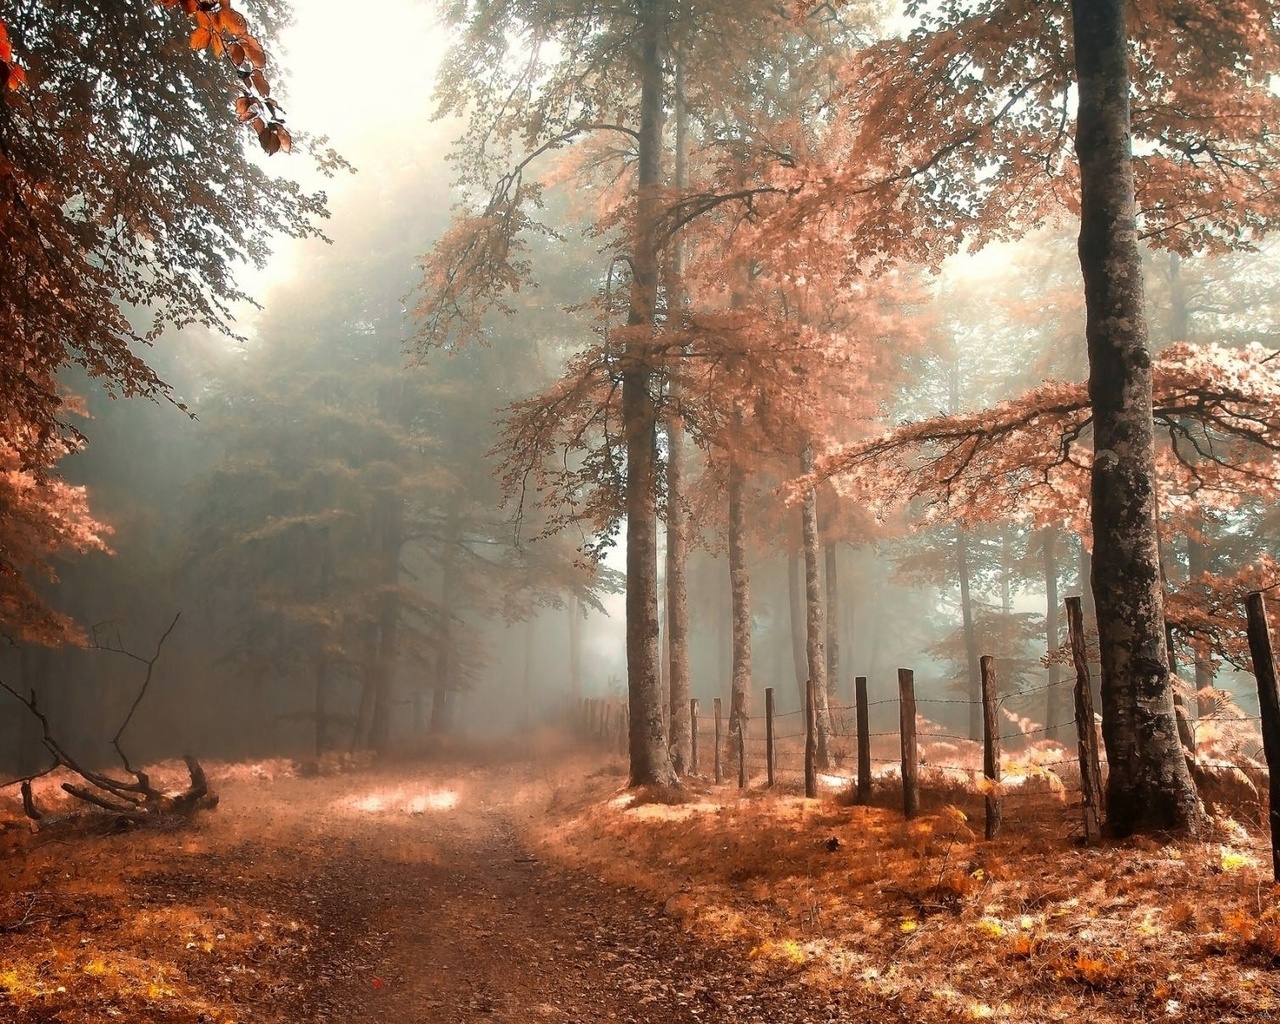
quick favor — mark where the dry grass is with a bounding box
[534,759,1280,1024]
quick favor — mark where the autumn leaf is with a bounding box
[190,27,212,50]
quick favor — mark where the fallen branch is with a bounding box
[1,614,217,826]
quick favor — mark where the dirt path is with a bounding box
[4,757,917,1023]
[210,760,888,1024]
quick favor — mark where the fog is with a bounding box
[3,1,1278,780]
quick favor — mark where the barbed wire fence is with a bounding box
[575,592,1280,877]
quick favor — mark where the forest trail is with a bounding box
[177,757,890,1024]
[6,754,861,1024]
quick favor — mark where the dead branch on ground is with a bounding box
[0,613,218,827]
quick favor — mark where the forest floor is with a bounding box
[0,736,1277,1023]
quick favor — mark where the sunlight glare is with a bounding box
[345,787,460,815]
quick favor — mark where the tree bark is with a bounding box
[1070,0,1199,834]
[1043,527,1064,739]
[800,448,830,768]
[369,491,403,753]
[825,541,840,714]
[727,440,752,762]
[788,547,808,706]
[957,532,982,741]
[664,38,692,775]
[623,0,674,786]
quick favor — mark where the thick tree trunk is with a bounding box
[623,0,674,786]
[825,541,840,714]
[1071,0,1199,834]
[788,547,808,706]
[665,36,692,776]
[957,533,982,741]
[1043,528,1064,739]
[800,448,830,768]
[727,446,752,763]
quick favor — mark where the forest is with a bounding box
[2,0,1280,1022]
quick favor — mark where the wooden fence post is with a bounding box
[805,677,818,798]
[690,698,700,776]
[713,697,723,784]
[1066,596,1104,845]
[765,687,776,788]
[899,668,918,819]
[1245,592,1280,881]
[980,655,1002,840]
[855,675,871,804]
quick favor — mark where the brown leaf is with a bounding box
[189,27,212,50]
[242,36,266,69]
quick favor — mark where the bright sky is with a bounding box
[239,0,452,298]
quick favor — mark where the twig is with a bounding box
[108,612,181,774]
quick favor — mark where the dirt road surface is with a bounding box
[118,758,903,1024]
[2,756,923,1022]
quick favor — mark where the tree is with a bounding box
[1071,0,1197,832]
[0,0,332,643]
[794,0,1280,833]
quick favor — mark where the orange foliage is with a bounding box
[1,2,288,153]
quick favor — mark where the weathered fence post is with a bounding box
[855,675,871,804]
[689,698,700,776]
[713,697,723,784]
[765,687,776,788]
[1245,591,1280,881]
[805,677,818,798]
[980,654,1002,840]
[898,668,918,819]
[1066,596,1104,845]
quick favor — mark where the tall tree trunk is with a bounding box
[430,506,460,735]
[369,492,403,753]
[623,0,674,786]
[727,440,752,762]
[824,541,840,714]
[788,547,807,706]
[1043,528,1064,739]
[313,524,332,757]
[800,448,830,768]
[664,31,692,776]
[1071,0,1199,834]
[569,595,583,703]
[957,533,982,740]
[666,413,692,772]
